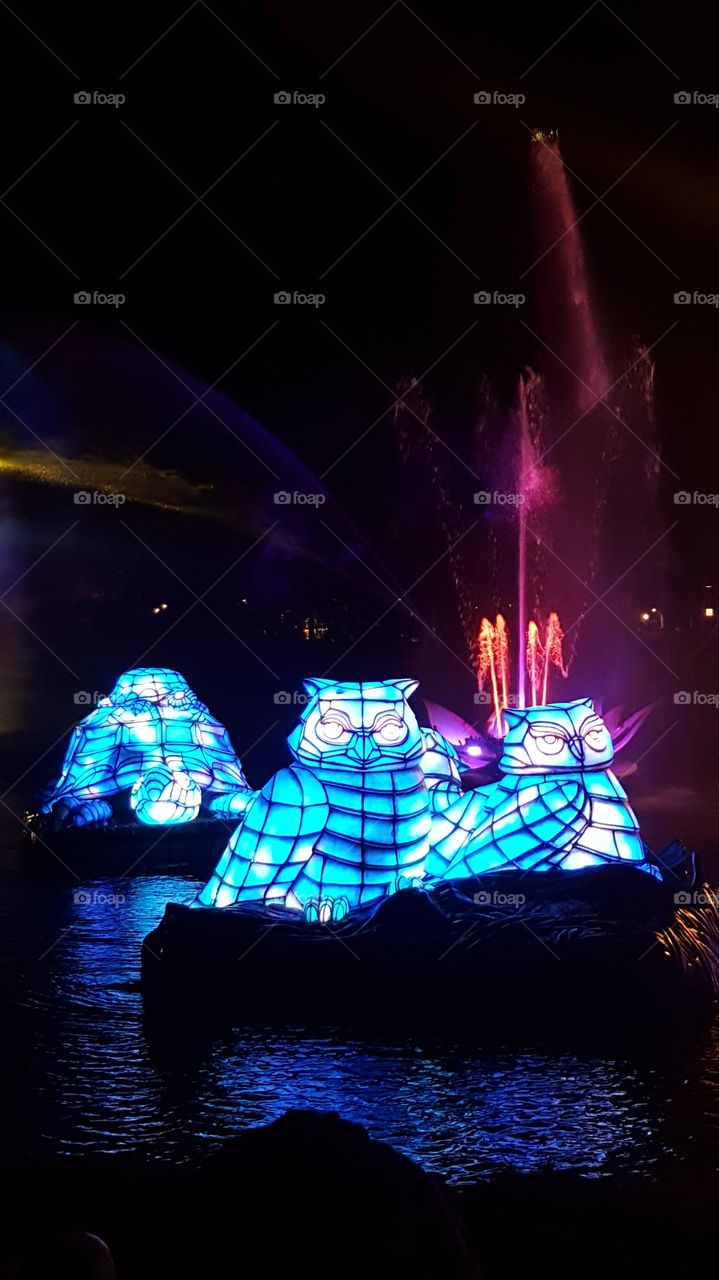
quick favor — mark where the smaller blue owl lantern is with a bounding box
[441,698,649,879]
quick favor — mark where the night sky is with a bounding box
[0,1,718,804]
[2,2,717,475]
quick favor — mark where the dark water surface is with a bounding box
[3,817,719,1185]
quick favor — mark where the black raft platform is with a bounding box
[23,811,233,877]
[141,844,719,1030]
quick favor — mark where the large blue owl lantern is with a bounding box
[43,667,253,828]
[196,678,433,920]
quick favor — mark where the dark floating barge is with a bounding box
[141,842,719,1030]
[23,810,232,877]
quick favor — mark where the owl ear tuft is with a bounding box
[502,708,523,729]
[581,697,595,711]
[396,678,419,700]
[303,678,334,698]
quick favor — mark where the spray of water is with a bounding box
[477,611,568,733]
[393,134,661,707]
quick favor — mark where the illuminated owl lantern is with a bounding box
[195,678,432,921]
[43,667,253,828]
[442,698,649,879]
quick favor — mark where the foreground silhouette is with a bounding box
[2,1111,477,1279]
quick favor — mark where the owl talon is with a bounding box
[305,897,350,924]
[317,897,336,924]
[395,873,425,893]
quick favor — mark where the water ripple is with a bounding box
[1,859,718,1182]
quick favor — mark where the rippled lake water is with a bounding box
[3,826,719,1184]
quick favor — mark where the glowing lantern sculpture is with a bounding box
[43,668,253,828]
[195,685,657,920]
[195,678,436,920]
[440,699,654,879]
[130,764,202,826]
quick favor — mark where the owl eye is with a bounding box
[536,733,564,754]
[374,718,406,744]
[316,716,351,744]
[584,728,605,749]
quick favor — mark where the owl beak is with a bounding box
[568,735,585,766]
[348,734,381,764]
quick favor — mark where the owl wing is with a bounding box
[426,783,493,878]
[444,776,590,878]
[195,765,330,907]
[421,728,464,788]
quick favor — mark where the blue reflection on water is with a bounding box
[1,868,693,1182]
